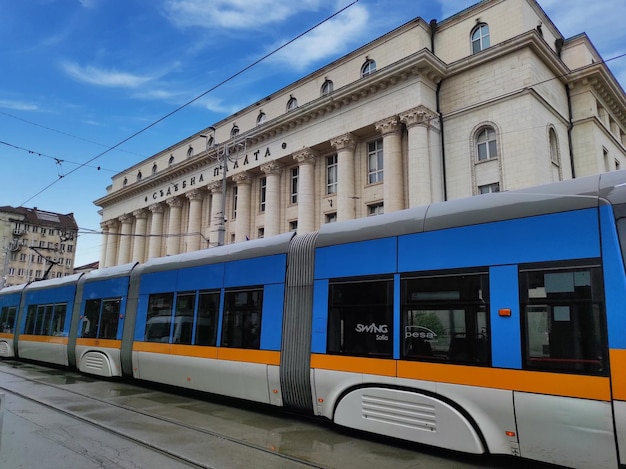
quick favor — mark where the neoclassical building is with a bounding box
[95,0,626,268]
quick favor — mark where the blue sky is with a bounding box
[1,0,624,266]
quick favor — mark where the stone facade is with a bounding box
[94,0,626,268]
[0,207,78,287]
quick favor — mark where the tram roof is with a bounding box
[138,231,295,275]
[316,171,624,248]
[23,273,84,292]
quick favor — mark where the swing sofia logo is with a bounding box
[355,323,389,341]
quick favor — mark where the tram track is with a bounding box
[0,361,324,469]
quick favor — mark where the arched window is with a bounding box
[471,23,490,54]
[230,125,239,138]
[136,171,142,182]
[321,79,334,96]
[256,112,266,126]
[476,127,497,161]
[152,164,158,174]
[187,147,193,158]
[123,177,128,187]
[361,59,376,77]
[549,128,559,165]
[168,155,175,167]
[287,97,298,111]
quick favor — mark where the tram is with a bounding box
[2,171,626,469]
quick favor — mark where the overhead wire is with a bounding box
[17,0,362,207]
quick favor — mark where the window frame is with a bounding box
[326,154,337,195]
[361,59,376,77]
[471,23,490,54]
[367,139,384,184]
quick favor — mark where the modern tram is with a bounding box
[2,171,626,469]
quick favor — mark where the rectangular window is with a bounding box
[67,245,73,253]
[325,212,337,224]
[258,227,265,239]
[24,305,37,334]
[0,306,17,333]
[401,272,491,365]
[82,299,101,338]
[327,154,337,195]
[478,183,500,194]
[195,291,219,346]
[368,139,384,184]
[291,167,299,204]
[145,293,174,342]
[259,176,267,212]
[327,277,393,357]
[520,263,607,375]
[221,288,263,349]
[232,186,238,219]
[368,202,384,216]
[289,220,298,231]
[174,292,195,345]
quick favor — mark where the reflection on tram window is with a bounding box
[81,299,121,340]
[520,264,608,376]
[22,303,67,337]
[222,288,263,349]
[327,277,393,358]
[401,272,491,366]
[0,306,16,333]
[145,293,174,342]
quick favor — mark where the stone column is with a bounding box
[293,148,318,233]
[260,162,281,237]
[400,105,439,207]
[99,222,109,268]
[330,133,357,222]
[232,173,252,243]
[104,220,119,268]
[148,203,164,260]
[132,209,148,263]
[186,189,205,252]
[207,181,224,247]
[375,116,404,213]
[166,197,183,256]
[117,214,133,265]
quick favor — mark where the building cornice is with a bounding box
[96,49,446,209]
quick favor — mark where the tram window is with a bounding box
[83,300,101,338]
[221,288,263,349]
[195,291,219,346]
[24,305,37,334]
[401,272,491,365]
[0,306,16,333]
[520,265,608,376]
[100,299,120,340]
[51,304,66,336]
[327,278,393,358]
[39,305,52,335]
[145,293,174,342]
[174,292,195,345]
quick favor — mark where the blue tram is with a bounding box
[2,171,626,469]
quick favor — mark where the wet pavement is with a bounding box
[0,360,551,469]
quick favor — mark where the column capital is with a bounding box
[232,172,252,185]
[104,219,119,229]
[186,189,205,201]
[330,132,357,152]
[374,116,402,136]
[166,196,184,208]
[133,209,148,219]
[118,213,132,224]
[149,203,164,214]
[207,181,222,193]
[292,147,319,164]
[399,105,438,129]
[260,161,281,175]
[100,222,110,232]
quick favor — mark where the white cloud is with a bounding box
[62,62,154,88]
[266,4,369,70]
[163,0,324,30]
[0,99,39,111]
